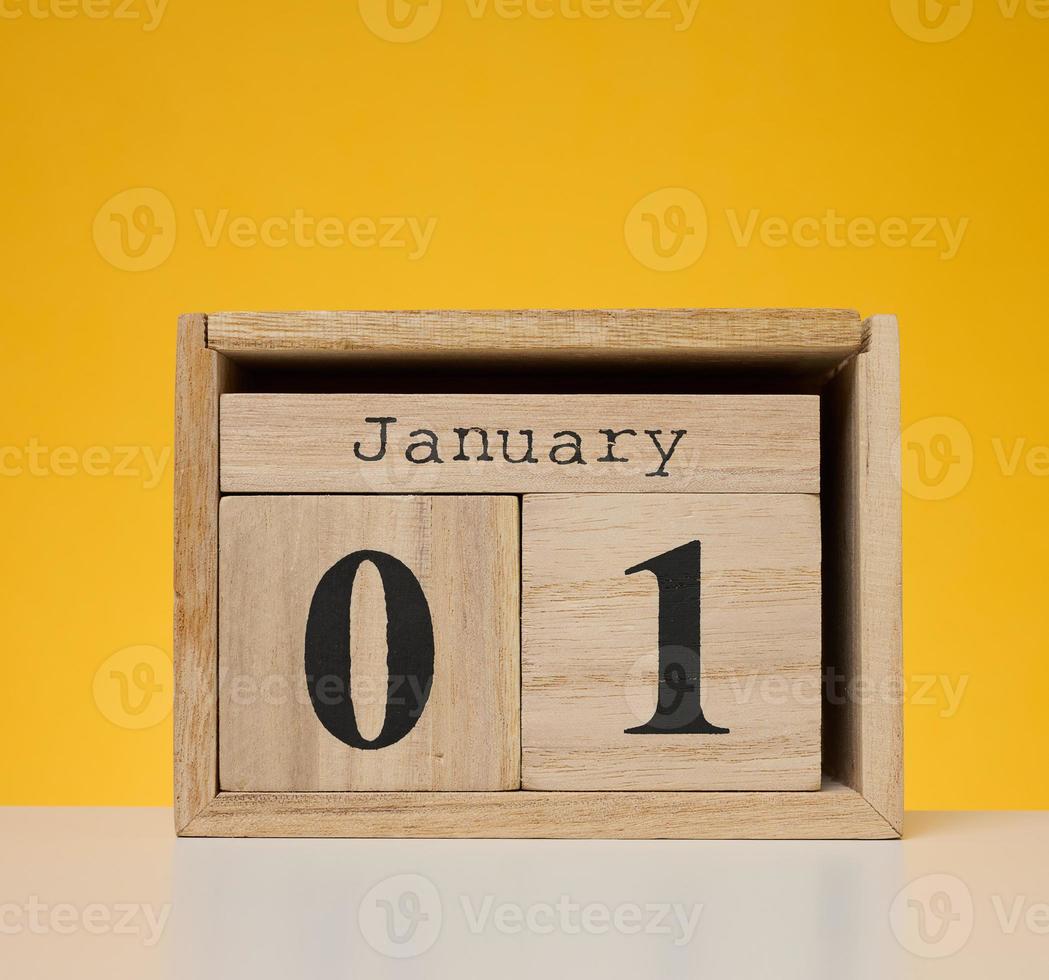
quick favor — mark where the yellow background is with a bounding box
[1,0,1047,809]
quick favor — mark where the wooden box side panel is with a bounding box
[822,316,903,832]
[174,314,236,832]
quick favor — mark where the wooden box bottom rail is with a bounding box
[182,783,897,840]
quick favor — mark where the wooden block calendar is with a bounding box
[174,309,902,839]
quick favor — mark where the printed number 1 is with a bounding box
[624,541,729,735]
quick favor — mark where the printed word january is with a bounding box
[352,417,688,478]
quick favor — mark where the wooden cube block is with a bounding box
[522,493,821,791]
[220,393,819,494]
[218,495,520,791]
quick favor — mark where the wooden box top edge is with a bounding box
[195,309,868,369]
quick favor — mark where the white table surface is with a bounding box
[1,809,1046,978]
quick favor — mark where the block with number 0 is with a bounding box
[218,494,520,791]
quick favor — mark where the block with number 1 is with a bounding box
[521,493,822,791]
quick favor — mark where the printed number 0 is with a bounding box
[624,541,729,735]
[304,550,434,750]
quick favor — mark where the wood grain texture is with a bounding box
[179,780,896,839]
[220,393,820,494]
[218,495,520,792]
[822,317,903,832]
[206,309,863,367]
[174,314,237,832]
[522,494,822,791]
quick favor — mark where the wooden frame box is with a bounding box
[174,309,902,839]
